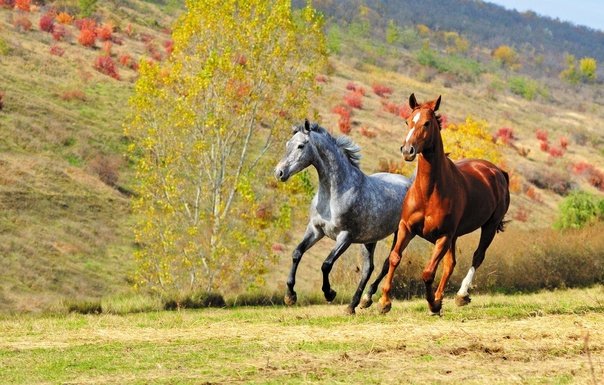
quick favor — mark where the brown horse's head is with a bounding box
[400,94,441,161]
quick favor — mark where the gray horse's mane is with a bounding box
[295,122,361,168]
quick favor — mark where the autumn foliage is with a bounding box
[78,28,96,47]
[372,83,393,98]
[94,55,120,80]
[39,13,55,33]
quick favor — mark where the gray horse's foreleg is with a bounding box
[285,225,323,305]
[359,232,397,309]
[321,231,352,303]
[346,242,376,314]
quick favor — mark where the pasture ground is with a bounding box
[1,287,603,384]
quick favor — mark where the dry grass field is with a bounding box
[1,287,603,384]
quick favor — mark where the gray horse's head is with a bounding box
[274,120,317,182]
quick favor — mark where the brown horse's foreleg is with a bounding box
[378,224,414,314]
[434,238,457,311]
[456,223,498,306]
[421,236,452,315]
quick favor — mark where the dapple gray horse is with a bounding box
[274,120,412,314]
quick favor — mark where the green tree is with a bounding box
[554,191,604,229]
[385,19,401,44]
[126,0,326,295]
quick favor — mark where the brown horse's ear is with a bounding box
[409,93,419,109]
[433,95,441,112]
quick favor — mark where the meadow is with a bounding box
[1,287,602,384]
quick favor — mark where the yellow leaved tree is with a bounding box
[126,0,326,295]
[442,116,502,164]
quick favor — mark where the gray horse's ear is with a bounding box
[409,93,419,109]
[304,119,311,133]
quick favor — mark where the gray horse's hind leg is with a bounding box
[346,242,376,314]
[359,232,397,309]
[285,225,323,305]
[321,231,352,303]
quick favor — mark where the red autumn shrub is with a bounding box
[78,28,96,47]
[164,39,174,56]
[118,54,132,66]
[548,146,564,158]
[399,104,411,119]
[315,74,328,83]
[39,13,54,32]
[52,24,66,41]
[372,83,393,98]
[513,206,530,222]
[359,126,377,138]
[572,161,592,176]
[13,15,32,31]
[338,115,351,134]
[539,140,549,152]
[49,44,64,56]
[74,18,96,31]
[344,91,363,109]
[139,33,154,43]
[14,0,30,12]
[346,82,357,91]
[60,89,86,101]
[559,136,569,149]
[382,101,400,115]
[96,24,112,41]
[535,128,548,142]
[1,0,15,8]
[94,55,120,80]
[525,186,543,203]
[332,104,351,119]
[494,127,515,145]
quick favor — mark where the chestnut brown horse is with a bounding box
[378,94,510,315]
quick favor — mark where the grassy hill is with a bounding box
[0,0,603,312]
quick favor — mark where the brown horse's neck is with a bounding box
[415,126,452,195]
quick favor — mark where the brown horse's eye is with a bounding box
[423,121,430,128]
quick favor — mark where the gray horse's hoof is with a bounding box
[284,291,297,306]
[345,305,356,315]
[359,295,373,309]
[324,289,337,302]
[455,295,471,307]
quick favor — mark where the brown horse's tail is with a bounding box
[497,170,511,233]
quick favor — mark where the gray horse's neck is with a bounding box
[310,133,362,197]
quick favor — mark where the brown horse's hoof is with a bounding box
[345,305,356,315]
[359,295,373,309]
[429,300,442,316]
[378,301,392,314]
[455,295,471,307]
[284,291,297,306]
[324,289,337,303]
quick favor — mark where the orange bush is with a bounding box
[96,24,112,41]
[55,12,72,25]
[559,136,569,149]
[78,28,96,47]
[525,186,543,203]
[14,0,30,12]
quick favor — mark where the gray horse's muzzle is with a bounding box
[274,165,289,182]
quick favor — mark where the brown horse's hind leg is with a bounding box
[421,236,452,315]
[433,238,457,313]
[455,222,498,306]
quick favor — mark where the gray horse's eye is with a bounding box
[297,144,305,149]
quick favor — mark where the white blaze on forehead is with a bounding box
[405,128,415,144]
[412,112,421,125]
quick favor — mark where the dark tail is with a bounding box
[497,170,511,233]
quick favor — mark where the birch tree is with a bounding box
[126,0,326,294]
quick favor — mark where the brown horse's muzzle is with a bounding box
[401,144,416,162]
